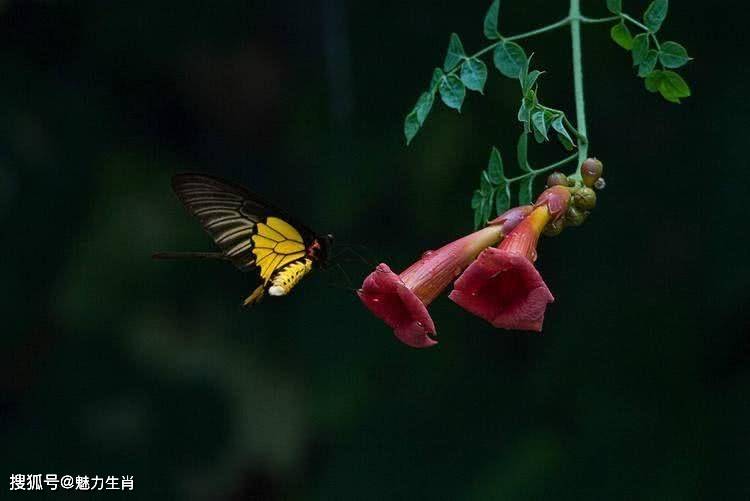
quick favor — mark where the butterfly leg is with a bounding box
[243,284,266,307]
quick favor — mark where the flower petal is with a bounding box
[357,263,437,348]
[448,248,554,332]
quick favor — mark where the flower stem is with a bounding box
[569,0,589,179]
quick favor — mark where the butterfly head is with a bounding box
[309,234,334,268]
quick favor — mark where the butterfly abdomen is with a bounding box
[268,259,313,296]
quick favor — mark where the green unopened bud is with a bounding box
[546,171,568,188]
[573,187,597,210]
[542,218,564,237]
[581,158,603,187]
[565,206,587,227]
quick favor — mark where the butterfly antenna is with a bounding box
[324,262,358,293]
[152,251,229,261]
[332,245,376,268]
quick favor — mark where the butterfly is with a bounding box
[155,173,334,306]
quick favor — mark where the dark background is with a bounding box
[1,0,747,499]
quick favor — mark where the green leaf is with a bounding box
[610,22,633,50]
[516,132,530,172]
[482,191,494,225]
[523,70,542,93]
[404,111,420,145]
[557,132,575,151]
[483,0,501,40]
[551,115,574,148]
[658,70,691,103]
[519,53,536,89]
[520,94,536,133]
[533,128,545,144]
[496,183,511,214]
[474,200,486,229]
[524,88,538,108]
[480,170,492,195]
[631,33,650,65]
[638,50,658,77]
[659,41,690,68]
[517,99,530,124]
[487,147,505,184]
[531,110,548,141]
[430,68,445,90]
[493,41,527,78]
[439,75,466,111]
[444,33,466,71]
[414,91,434,125]
[644,0,668,32]
[518,176,534,205]
[644,70,664,92]
[607,0,622,14]
[461,58,488,93]
[471,189,483,209]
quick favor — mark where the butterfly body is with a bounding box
[166,173,332,306]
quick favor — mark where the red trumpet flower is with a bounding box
[357,206,532,348]
[449,186,570,332]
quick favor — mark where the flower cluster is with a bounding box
[358,158,604,348]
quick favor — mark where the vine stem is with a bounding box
[621,13,661,49]
[581,15,620,24]
[569,0,589,179]
[443,14,620,82]
[621,13,650,32]
[506,153,578,183]
[505,16,571,42]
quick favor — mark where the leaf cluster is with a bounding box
[608,0,692,103]
[404,32,490,145]
[516,59,577,151]
[404,0,535,145]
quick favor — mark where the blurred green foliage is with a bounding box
[0,0,748,499]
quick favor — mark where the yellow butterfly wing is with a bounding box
[252,217,307,282]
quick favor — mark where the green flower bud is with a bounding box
[546,171,568,188]
[542,218,564,237]
[573,187,597,210]
[581,158,603,187]
[565,206,588,227]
